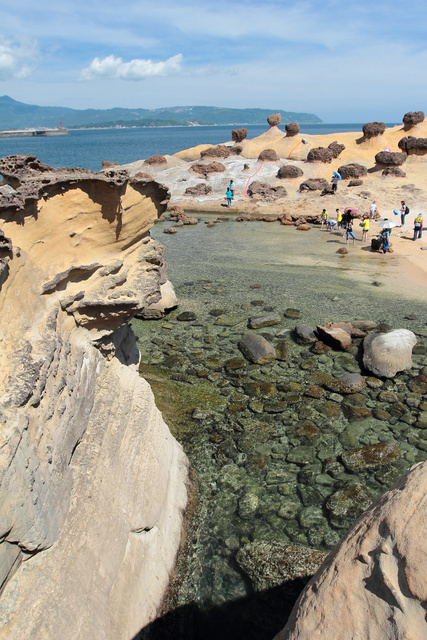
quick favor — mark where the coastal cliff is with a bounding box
[0,155,189,639]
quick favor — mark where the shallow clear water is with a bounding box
[132,219,427,640]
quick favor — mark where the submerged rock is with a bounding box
[341,441,401,472]
[239,333,277,364]
[236,541,326,591]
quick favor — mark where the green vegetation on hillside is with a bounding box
[0,95,322,130]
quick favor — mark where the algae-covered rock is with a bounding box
[236,541,326,591]
[341,441,401,472]
[326,482,373,528]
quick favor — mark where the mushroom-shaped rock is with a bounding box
[267,113,281,127]
[246,181,287,200]
[328,141,345,158]
[144,154,167,165]
[230,145,243,155]
[299,178,329,192]
[362,122,386,138]
[184,183,212,196]
[403,111,425,127]
[363,329,417,378]
[306,147,334,163]
[374,151,407,167]
[337,163,367,179]
[274,462,427,640]
[285,122,300,137]
[277,165,304,179]
[190,162,226,177]
[200,145,231,159]
[258,148,280,162]
[398,136,427,155]
[239,334,276,364]
[232,128,248,143]
[382,167,406,177]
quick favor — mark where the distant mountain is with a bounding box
[0,95,322,129]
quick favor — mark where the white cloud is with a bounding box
[0,36,39,80]
[80,53,183,80]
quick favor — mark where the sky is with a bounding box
[0,0,426,123]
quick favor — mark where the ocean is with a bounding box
[0,123,397,173]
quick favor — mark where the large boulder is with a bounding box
[190,162,226,177]
[337,163,367,179]
[277,165,304,179]
[258,148,280,162]
[285,122,300,137]
[144,154,167,165]
[306,147,334,163]
[184,183,212,196]
[363,329,417,378]
[403,111,425,127]
[246,181,287,200]
[274,461,427,640]
[362,122,386,138]
[200,145,231,159]
[398,136,427,155]
[268,113,281,127]
[299,178,329,192]
[232,128,248,143]
[328,141,345,158]
[374,151,407,167]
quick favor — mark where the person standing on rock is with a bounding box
[369,201,377,219]
[400,200,409,227]
[413,214,423,240]
[321,209,328,228]
[226,186,233,207]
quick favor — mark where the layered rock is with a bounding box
[0,156,189,639]
[275,461,427,640]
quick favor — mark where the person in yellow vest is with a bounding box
[336,208,343,228]
[361,215,370,242]
[413,214,423,241]
[321,209,328,228]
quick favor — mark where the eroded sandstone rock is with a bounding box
[362,121,386,138]
[299,178,329,192]
[285,122,300,137]
[306,147,334,163]
[246,181,287,200]
[0,155,189,639]
[232,127,248,143]
[275,461,427,640]
[375,151,407,167]
[268,113,281,127]
[403,110,425,127]
[337,163,367,179]
[200,145,231,159]
[258,148,280,162]
[190,162,226,177]
[277,165,304,179]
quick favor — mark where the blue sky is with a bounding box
[0,0,426,122]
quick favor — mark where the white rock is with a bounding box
[363,329,417,378]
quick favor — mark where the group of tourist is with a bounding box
[321,201,424,250]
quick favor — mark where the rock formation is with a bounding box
[190,162,226,177]
[274,461,427,640]
[258,148,280,162]
[328,141,345,158]
[144,154,167,165]
[231,128,248,143]
[374,151,407,167]
[0,155,189,639]
[362,121,386,138]
[277,165,304,179]
[337,163,368,179]
[285,123,300,137]
[398,136,427,155]
[306,147,334,163]
[299,178,329,192]
[184,183,213,196]
[402,110,425,128]
[246,181,287,200]
[200,145,231,159]
[382,167,406,177]
[267,113,281,127]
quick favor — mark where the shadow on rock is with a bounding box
[133,579,308,640]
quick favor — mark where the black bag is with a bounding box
[371,237,382,251]
[405,206,410,215]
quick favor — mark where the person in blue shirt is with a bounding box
[226,187,233,207]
